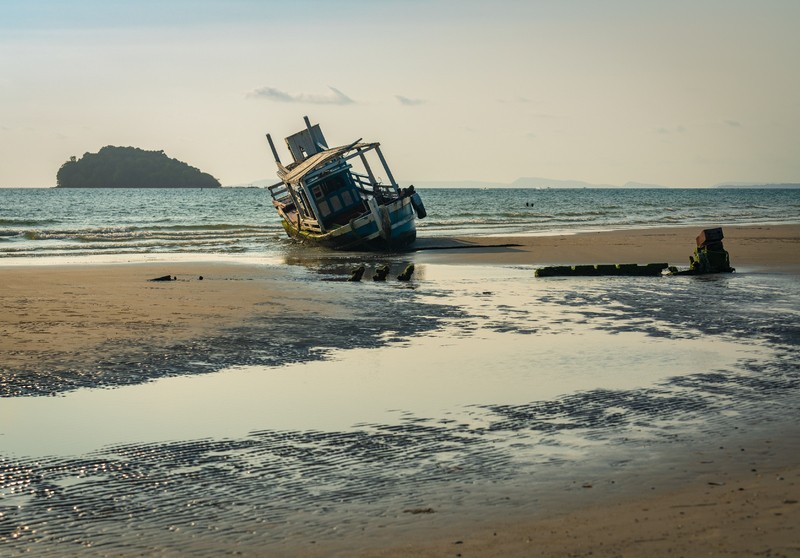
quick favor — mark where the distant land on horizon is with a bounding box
[710,182,800,189]
[56,146,221,189]
[404,178,800,189]
[234,176,800,190]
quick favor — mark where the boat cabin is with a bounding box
[267,117,402,235]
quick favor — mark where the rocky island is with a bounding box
[56,146,221,188]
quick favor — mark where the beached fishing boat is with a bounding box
[265,117,426,250]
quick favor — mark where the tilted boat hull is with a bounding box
[266,118,426,252]
[278,196,417,251]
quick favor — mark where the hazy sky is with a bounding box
[1,0,798,187]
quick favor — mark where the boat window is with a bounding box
[309,170,363,227]
[318,173,349,197]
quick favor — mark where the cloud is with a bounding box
[395,95,425,106]
[247,86,355,105]
[657,125,687,135]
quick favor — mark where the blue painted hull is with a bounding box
[281,196,417,251]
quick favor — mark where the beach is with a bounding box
[355,429,800,558]
[4,0,800,551]
[1,224,799,557]
[427,224,800,271]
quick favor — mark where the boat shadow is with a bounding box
[279,237,524,281]
[410,237,523,253]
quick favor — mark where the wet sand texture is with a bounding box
[355,444,799,558]
[2,224,797,390]
[444,224,800,270]
[0,261,458,396]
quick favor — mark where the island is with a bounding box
[56,146,221,188]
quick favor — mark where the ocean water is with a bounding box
[1,187,798,258]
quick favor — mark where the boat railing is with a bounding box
[376,184,398,199]
[268,182,292,204]
[284,207,323,234]
[352,173,371,190]
[301,218,323,233]
[351,173,397,200]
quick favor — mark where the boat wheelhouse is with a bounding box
[266,117,425,250]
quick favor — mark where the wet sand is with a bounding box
[435,224,800,271]
[2,224,796,389]
[1,224,799,556]
[0,225,800,368]
[395,224,800,558]
[0,261,358,395]
[353,436,800,558]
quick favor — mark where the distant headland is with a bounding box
[56,146,221,188]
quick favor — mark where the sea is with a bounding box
[1,187,799,259]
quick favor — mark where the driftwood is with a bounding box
[148,275,175,282]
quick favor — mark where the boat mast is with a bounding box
[265,133,289,177]
[266,133,281,165]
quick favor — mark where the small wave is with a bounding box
[19,224,277,243]
[148,224,267,232]
[0,218,57,226]
[556,210,616,217]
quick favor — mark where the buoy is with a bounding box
[410,192,427,219]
